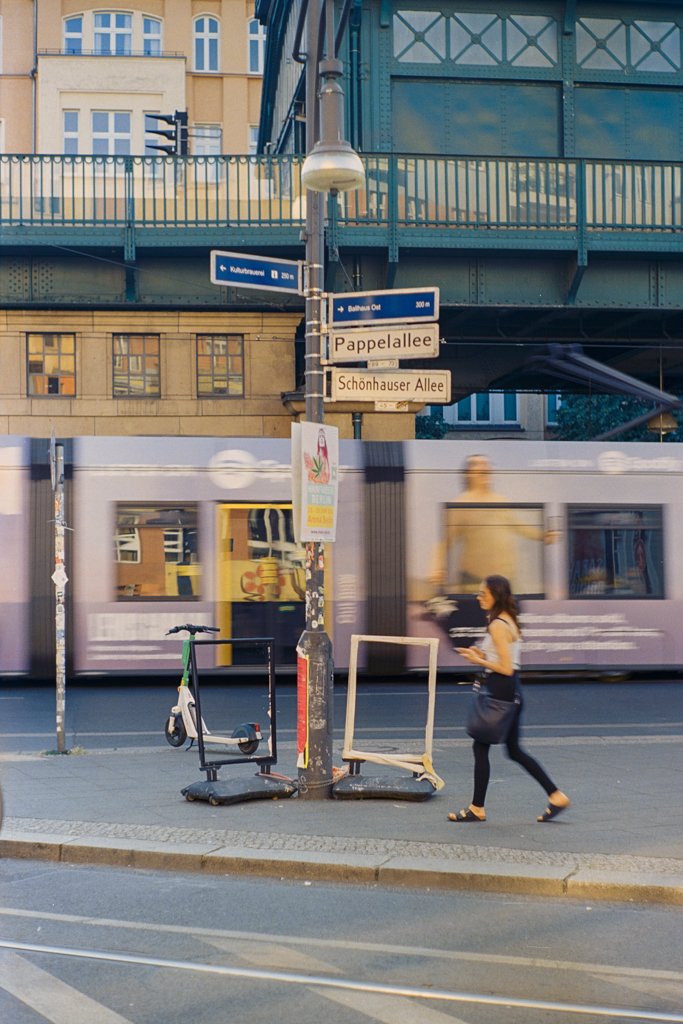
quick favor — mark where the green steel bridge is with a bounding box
[2,152,683,393]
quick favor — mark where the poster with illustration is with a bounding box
[291,422,339,542]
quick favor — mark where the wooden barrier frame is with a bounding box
[342,635,443,789]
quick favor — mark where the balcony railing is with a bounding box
[1,153,681,241]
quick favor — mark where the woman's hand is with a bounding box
[455,645,485,665]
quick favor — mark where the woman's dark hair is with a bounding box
[483,574,521,633]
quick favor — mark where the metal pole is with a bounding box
[297,0,334,799]
[52,443,67,753]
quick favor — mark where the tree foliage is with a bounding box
[415,413,451,439]
[554,393,683,442]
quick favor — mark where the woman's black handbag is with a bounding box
[466,678,521,744]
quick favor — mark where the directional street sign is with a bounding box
[329,368,451,404]
[328,287,439,327]
[211,250,303,295]
[325,323,440,363]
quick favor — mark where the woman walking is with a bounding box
[448,574,570,823]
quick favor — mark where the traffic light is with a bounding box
[146,111,188,155]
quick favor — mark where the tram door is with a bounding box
[216,503,305,665]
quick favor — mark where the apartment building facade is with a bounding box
[0,1,329,439]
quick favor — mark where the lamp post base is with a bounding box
[297,628,334,800]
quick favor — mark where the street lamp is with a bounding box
[297,0,364,800]
[301,57,364,193]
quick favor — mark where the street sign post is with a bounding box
[329,368,451,403]
[211,250,303,295]
[328,287,439,327]
[325,323,440,363]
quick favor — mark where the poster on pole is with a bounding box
[291,422,339,542]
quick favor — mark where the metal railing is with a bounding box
[1,153,681,238]
[38,49,186,57]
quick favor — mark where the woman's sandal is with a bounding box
[537,801,569,823]
[447,808,486,823]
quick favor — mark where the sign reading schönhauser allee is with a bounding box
[329,369,451,403]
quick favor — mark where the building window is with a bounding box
[92,111,131,155]
[248,124,259,154]
[193,124,222,156]
[143,17,162,56]
[63,111,79,154]
[248,18,267,74]
[194,16,219,72]
[27,334,76,396]
[64,16,83,54]
[114,505,200,598]
[192,125,222,180]
[113,335,160,397]
[197,335,244,396]
[94,12,132,55]
[444,391,519,425]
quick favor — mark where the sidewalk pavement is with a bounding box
[1,734,682,905]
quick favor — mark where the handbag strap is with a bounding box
[473,677,521,704]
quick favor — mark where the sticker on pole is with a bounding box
[51,567,68,588]
[296,648,309,769]
[291,422,339,542]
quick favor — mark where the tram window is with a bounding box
[567,506,664,598]
[219,506,305,605]
[239,507,305,601]
[440,504,546,598]
[113,504,200,599]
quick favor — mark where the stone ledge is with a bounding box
[567,869,683,905]
[378,857,568,895]
[59,836,220,871]
[201,846,383,883]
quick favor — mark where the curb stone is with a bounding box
[2,834,682,904]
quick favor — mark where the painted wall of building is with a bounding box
[1,0,263,155]
[0,309,299,436]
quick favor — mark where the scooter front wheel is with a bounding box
[164,713,187,748]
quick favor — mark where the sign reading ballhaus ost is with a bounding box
[329,368,451,403]
[326,324,439,362]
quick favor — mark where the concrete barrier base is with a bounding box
[332,775,434,801]
[181,773,297,806]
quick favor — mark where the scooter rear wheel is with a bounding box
[232,723,259,755]
[164,713,187,748]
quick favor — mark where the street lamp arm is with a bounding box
[291,0,311,64]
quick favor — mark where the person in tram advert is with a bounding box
[429,453,556,596]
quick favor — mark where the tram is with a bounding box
[0,435,680,678]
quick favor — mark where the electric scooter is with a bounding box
[164,624,261,754]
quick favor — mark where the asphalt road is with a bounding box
[1,858,682,1024]
[1,678,681,754]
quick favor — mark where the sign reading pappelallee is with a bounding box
[325,323,440,363]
